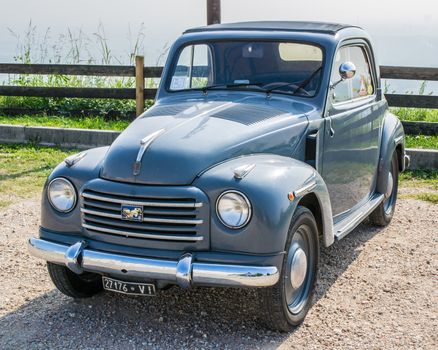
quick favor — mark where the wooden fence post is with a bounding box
[135,55,145,116]
[207,0,221,25]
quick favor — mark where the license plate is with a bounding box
[102,277,156,296]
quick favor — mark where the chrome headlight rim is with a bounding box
[47,177,77,213]
[216,190,252,229]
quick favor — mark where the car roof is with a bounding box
[184,21,361,35]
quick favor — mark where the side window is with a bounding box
[331,46,374,104]
[170,44,212,90]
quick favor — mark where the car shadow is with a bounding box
[0,220,384,349]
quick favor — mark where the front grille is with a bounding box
[80,183,209,250]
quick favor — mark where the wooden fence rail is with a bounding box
[0,60,437,113]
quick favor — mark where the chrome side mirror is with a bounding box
[330,61,356,89]
[339,61,356,80]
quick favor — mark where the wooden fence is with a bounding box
[0,59,437,117]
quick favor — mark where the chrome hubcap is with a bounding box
[284,224,314,315]
[383,161,397,215]
[290,248,307,289]
[385,172,393,199]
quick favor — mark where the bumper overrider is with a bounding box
[28,237,280,288]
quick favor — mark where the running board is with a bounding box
[334,194,384,240]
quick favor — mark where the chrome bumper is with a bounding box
[28,237,279,288]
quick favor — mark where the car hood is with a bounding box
[100,97,311,185]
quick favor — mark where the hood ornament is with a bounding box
[133,129,165,176]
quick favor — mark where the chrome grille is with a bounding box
[80,189,207,244]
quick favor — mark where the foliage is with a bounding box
[391,107,438,123]
[0,114,130,130]
[1,22,159,117]
[405,135,438,149]
[0,144,76,208]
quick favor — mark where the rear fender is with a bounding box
[376,111,405,194]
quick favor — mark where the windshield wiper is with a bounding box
[201,82,267,93]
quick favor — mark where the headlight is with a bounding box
[216,191,252,229]
[48,178,76,213]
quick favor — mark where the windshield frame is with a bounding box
[164,38,326,98]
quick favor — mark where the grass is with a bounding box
[413,193,438,204]
[0,22,160,117]
[0,114,130,131]
[405,135,438,149]
[0,144,76,208]
[391,107,438,123]
[399,170,438,204]
[400,170,438,190]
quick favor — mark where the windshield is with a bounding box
[168,41,323,97]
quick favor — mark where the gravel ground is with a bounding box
[0,194,437,349]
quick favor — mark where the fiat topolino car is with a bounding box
[29,21,409,331]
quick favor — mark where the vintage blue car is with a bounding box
[29,21,409,331]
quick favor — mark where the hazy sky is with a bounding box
[0,0,437,91]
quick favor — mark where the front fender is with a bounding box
[193,154,334,255]
[376,111,405,194]
[40,146,109,233]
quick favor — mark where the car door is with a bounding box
[321,42,383,217]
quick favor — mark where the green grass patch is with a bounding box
[391,107,438,123]
[405,135,438,149]
[400,192,438,204]
[400,170,438,190]
[0,144,76,208]
[0,115,129,131]
[415,193,438,204]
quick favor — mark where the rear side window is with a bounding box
[331,46,374,104]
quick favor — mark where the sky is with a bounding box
[0,0,437,92]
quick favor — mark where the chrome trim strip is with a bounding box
[81,208,119,219]
[48,178,77,213]
[293,180,317,198]
[82,192,203,208]
[28,238,280,288]
[133,129,166,176]
[82,223,204,241]
[216,190,252,229]
[233,164,256,179]
[335,194,384,240]
[142,217,203,225]
[64,151,87,167]
[81,208,203,225]
[394,135,403,144]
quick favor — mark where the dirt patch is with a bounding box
[0,196,437,349]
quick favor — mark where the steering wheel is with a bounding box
[261,82,312,96]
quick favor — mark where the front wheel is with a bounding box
[47,262,103,298]
[258,206,319,332]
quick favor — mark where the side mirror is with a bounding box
[330,61,356,89]
[339,61,356,80]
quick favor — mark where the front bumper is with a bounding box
[28,237,280,288]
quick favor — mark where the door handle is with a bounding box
[328,117,335,137]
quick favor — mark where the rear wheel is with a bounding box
[47,262,103,298]
[370,153,399,226]
[258,206,319,332]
